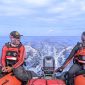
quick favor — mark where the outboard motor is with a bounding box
[43,56,55,78]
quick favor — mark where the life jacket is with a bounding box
[74,43,85,64]
[5,42,22,66]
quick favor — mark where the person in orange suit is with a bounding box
[1,31,33,84]
[56,32,85,85]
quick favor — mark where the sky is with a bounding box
[0,0,85,36]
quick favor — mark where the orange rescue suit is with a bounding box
[1,42,25,68]
[74,47,85,64]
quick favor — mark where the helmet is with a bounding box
[10,31,22,39]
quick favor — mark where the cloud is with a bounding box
[33,0,85,24]
[48,29,55,33]
[0,0,16,4]
[47,6,65,14]
[0,5,32,16]
[46,29,57,36]
[47,0,85,18]
[24,0,52,7]
[0,0,54,16]
[0,0,85,36]
[36,17,56,23]
[0,0,85,17]
[80,1,85,11]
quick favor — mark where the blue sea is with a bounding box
[0,36,80,56]
[0,36,81,74]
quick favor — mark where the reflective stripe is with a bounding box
[76,58,85,64]
[6,56,17,60]
[82,56,85,69]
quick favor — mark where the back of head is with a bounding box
[81,32,85,43]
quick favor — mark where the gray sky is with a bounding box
[0,0,85,36]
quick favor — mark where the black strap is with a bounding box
[5,42,22,48]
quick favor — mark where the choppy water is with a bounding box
[0,36,80,75]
